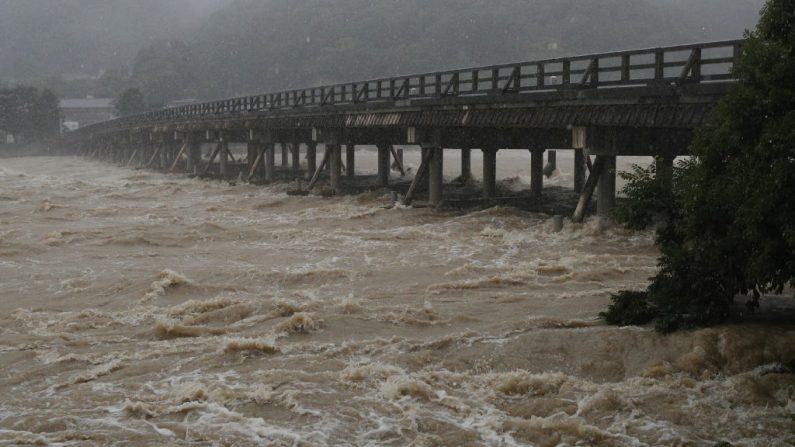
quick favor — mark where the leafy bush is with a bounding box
[600,291,654,326]
[604,0,795,332]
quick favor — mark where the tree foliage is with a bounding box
[0,86,60,142]
[604,0,795,332]
[131,40,195,108]
[115,88,146,117]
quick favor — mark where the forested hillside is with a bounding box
[0,0,226,81]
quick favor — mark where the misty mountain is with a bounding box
[0,0,228,81]
[0,0,765,102]
[191,0,764,97]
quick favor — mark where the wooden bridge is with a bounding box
[67,39,743,220]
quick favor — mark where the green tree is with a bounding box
[32,88,60,138]
[131,39,194,107]
[115,88,146,117]
[603,0,795,332]
[0,86,60,142]
[96,66,130,98]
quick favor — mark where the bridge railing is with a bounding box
[82,39,743,134]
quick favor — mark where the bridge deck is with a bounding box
[68,39,744,220]
[76,39,741,138]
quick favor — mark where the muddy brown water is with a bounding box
[1,154,793,446]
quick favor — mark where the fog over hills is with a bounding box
[0,0,228,80]
[0,0,764,102]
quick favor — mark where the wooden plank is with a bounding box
[572,155,607,223]
[679,48,702,82]
[125,149,139,168]
[225,146,236,163]
[307,146,331,190]
[444,73,459,96]
[247,146,266,181]
[201,143,222,175]
[502,66,521,93]
[402,149,433,206]
[621,55,631,82]
[167,143,188,173]
[580,59,599,86]
[537,64,545,88]
[389,145,406,176]
[144,147,161,169]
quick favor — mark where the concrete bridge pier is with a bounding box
[656,155,674,190]
[460,147,472,184]
[291,142,301,179]
[219,133,229,178]
[329,144,342,192]
[574,150,586,193]
[482,147,497,199]
[531,149,544,197]
[160,137,170,169]
[265,142,276,183]
[377,143,390,186]
[346,144,356,179]
[597,155,617,218]
[545,150,557,177]
[281,143,289,170]
[429,148,444,207]
[137,144,145,168]
[306,142,317,180]
[187,134,201,174]
[395,148,404,175]
[573,127,587,193]
[247,139,258,175]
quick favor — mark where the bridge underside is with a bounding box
[125,83,724,157]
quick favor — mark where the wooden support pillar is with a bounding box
[346,144,356,179]
[377,144,390,186]
[656,155,674,190]
[573,155,607,223]
[265,142,276,183]
[292,142,301,178]
[329,144,342,192]
[247,143,265,181]
[544,150,557,177]
[428,148,444,207]
[247,142,257,173]
[281,143,289,169]
[138,145,148,167]
[574,149,587,193]
[403,149,433,206]
[168,142,188,173]
[126,148,138,168]
[572,127,587,193]
[187,136,201,173]
[307,145,329,190]
[393,147,406,176]
[482,147,497,199]
[160,141,169,169]
[306,142,317,180]
[597,155,617,218]
[219,139,229,178]
[461,147,472,183]
[531,149,544,197]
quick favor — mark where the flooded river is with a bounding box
[0,154,793,446]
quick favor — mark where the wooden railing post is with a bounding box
[537,64,545,88]
[621,55,631,82]
[655,50,665,80]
